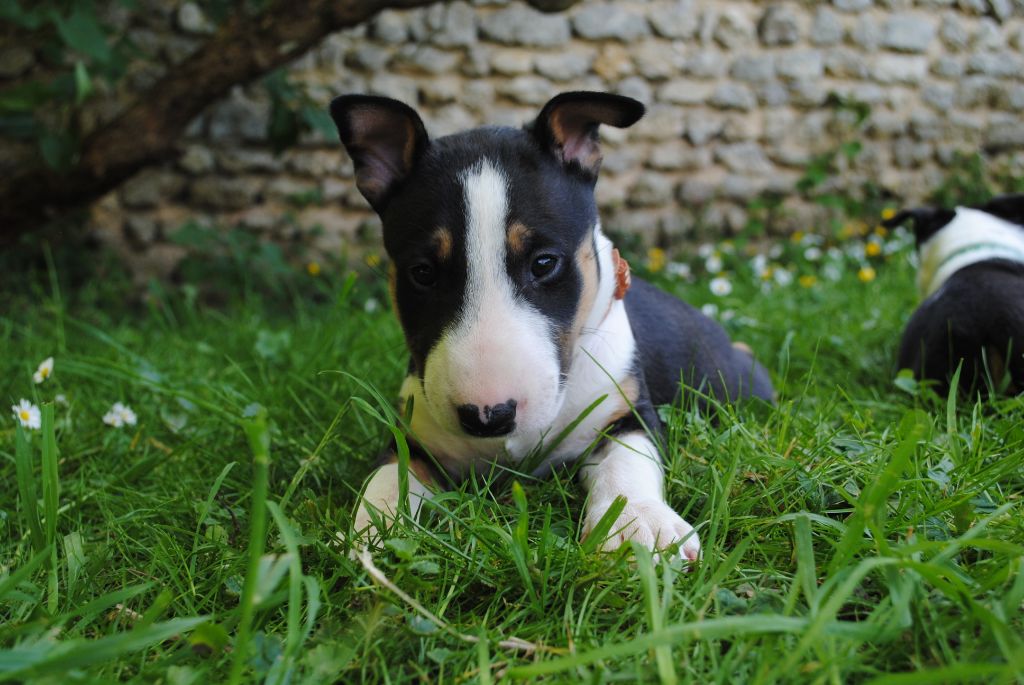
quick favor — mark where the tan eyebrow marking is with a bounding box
[433,227,453,261]
[507,221,533,256]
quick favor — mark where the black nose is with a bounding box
[456,400,517,437]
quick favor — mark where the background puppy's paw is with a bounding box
[585,499,701,562]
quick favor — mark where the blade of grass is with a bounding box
[40,404,59,614]
[0,546,51,603]
[228,407,272,685]
[579,495,627,555]
[635,544,677,685]
[0,616,207,680]
[14,425,44,553]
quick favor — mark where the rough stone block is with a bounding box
[758,4,801,46]
[497,75,554,105]
[648,0,700,39]
[573,3,650,41]
[872,54,928,84]
[628,172,676,207]
[777,50,824,80]
[709,83,757,110]
[479,6,570,46]
[121,170,187,208]
[882,14,936,53]
[810,8,844,45]
[535,49,594,81]
[658,79,714,105]
[732,54,776,83]
[716,141,774,174]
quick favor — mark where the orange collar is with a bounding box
[612,248,631,300]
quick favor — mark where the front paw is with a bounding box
[584,499,701,562]
[352,503,387,547]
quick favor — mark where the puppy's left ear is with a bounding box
[531,92,644,179]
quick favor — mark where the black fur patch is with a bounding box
[381,126,596,378]
[883,194,1024,247]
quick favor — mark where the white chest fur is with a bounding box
[918,207,1024,298]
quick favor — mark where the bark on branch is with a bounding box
[0,0,579,243]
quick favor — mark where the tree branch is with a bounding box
[0,0,579,243]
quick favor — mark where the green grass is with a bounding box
[1,238,1022,684]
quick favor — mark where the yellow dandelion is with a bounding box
[647,247,666,273]
[873,225,888,237]
[761,266,775,280]
[881,207,897,221]
[306,261,321,276]
[865,241,882,257]
[365,253,382,268]
[799,274,817,288]
[858,266,876,283]
[790,231,805,244]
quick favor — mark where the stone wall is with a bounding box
[86,0,1024,278]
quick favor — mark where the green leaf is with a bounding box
[253,553,292,607]
[383,537,418,561]
[300,105,336,140]
[74,61,92,104]
[188,621,230,656]
[39,130,77,171]
[55,5,112,64]
[62,531,86,597]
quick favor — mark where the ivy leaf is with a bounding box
[300,105,336,140]
[39,130,77,171]
[74,61,92,104]
[55,4,112,64]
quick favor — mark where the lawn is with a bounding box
[1,225,1022,684]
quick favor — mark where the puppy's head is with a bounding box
[330,92,643,441]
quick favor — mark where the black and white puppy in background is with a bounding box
[885,194,1024,395]
[330,91,774,561]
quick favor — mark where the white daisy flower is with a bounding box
[103,402,137,428]
[33,357,54,384]
[364,298,380,313]
[701,303,719,318]
[697,243,715,258]
[823,263,843,282]
[845,243,866,260]
[804,247,822,261]
[774,268,794,286]
[666,261,692,280]
[12,399,41,430]
[709,276,733,296]
[750,254,768,276]
[705,253,723,274]
[55,394,68,406]
[768,244,783,259]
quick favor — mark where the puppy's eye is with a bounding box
[531,254,561,281]
[409,263,437,288]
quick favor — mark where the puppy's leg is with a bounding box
[580,432,700,561]
[352,456,434,547]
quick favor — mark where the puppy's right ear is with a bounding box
[329,95,429,213]
[882,207,956,246]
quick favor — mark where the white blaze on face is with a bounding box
[421,159,564,442]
